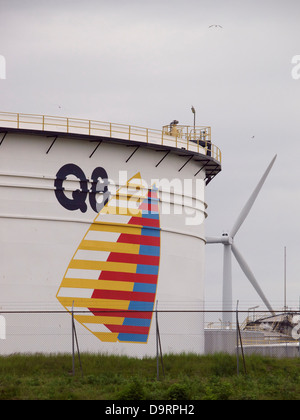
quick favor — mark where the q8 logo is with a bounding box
[54,164,110,213]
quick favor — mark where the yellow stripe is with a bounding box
[127,182,144,188]
[101,206,142,217]
[89,223,142,236]
[115,192,145,202]
[80,240,140,254]
[92,220,144,229]
[92,332,119,342]
[75,315,125,325]
[61,278,134,292]
[69,259,137,273]
[57,297,129,310]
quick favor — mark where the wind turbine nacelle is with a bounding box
[206,236,233,245]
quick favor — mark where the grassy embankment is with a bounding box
[0,353,300,400]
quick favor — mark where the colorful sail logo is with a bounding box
[56,173,161,344]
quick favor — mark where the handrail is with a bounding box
[0,112,222,164]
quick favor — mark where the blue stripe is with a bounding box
[118,333,148,343]
[141,227,160,237]
[123,318,151,327]
[128,301,155,311]
[142,211,159,219]
[133,283,157,293]
[137,264,159,275]
[140,245,160,256]
[142,197,159,204]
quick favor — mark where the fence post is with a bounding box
[71,301,83,377]
[156,301,159,381]
[155,300,165,381]
[236,301,240,376]
[236,301,247,376]
[72,301,75,376]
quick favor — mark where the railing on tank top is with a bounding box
[0,111,222,164]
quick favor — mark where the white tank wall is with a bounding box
[0,132,207,356]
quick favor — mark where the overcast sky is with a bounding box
[1,0,300,312]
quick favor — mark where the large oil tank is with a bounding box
[0,112,221,356]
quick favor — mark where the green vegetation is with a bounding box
[0,353,300,400]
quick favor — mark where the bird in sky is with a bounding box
[209,25,223,28]
[52,103,62,110]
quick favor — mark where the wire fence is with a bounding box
[1,309,300,377]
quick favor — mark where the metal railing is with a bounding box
[0,112,222,164]
[162,124,211,142]
[242,334,298,346]
[205,312,300,348]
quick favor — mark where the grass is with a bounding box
[0,353,300,400]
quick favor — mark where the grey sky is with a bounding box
[1,0,300,311]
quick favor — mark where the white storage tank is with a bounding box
[0,112,221,356]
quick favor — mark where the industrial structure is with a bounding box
[0,112,221,356]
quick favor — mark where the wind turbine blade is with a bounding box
[231,244,275,315]
[230,155,277,238]
[206,237,226,244]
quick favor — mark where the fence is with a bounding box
[1,309,300,377]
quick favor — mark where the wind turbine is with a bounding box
[206,155,277,325]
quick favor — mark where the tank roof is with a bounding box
[0,111,222,184]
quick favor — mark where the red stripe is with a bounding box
[89,309,153,319]
[117,233,160,246]
[107,252,159,266]
[129,217,160,227]
[147,191,158,198]
[106,325,150,335]
[139,203,159,212]
[92,289,156,302]
[98,271,158,284]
